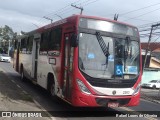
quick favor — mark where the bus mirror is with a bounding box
[71,34,78,47]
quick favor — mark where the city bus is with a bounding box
[13,15,142,107]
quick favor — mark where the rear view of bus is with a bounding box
[72,16,142,107]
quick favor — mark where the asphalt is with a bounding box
[0,66,160,119]
[0,68,52,120]
[141,87,160,104]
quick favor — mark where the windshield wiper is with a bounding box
[96,32,110,66]
[124,37,130,71]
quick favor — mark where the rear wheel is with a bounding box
[20,66,26,81]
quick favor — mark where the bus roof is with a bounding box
[25,14,137,36]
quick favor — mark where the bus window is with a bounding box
[14,39,18,50]
[20,38,27,53]
[48,28,62,51]
[27,36,33,54]
[40,32,49,51]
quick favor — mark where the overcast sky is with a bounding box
[1,0,160,40]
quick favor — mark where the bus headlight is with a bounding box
[132,83,141,95]
[76,79,91,94]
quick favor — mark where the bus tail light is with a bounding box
[76,79,91,94]
[132,83,141,95]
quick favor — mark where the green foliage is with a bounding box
[0,25,17,54]
[0,25,14,41]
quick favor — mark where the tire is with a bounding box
[50,81,56,98]
[153,85,156,90]
[20,66,26,81]
[48,74,56,99]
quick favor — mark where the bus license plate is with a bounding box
[108,103,119,107]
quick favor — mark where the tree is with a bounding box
[3,25,14,41]
[0,25,16,54]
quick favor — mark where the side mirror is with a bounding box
[71,34,78,47]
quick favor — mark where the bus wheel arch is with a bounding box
[47,73,56,98]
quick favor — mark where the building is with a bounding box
[141,42,160,68]
[141,42,160,84]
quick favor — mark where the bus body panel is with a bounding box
[13,15,142,107]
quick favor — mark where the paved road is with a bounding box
[0,62,160,120]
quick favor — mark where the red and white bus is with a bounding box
[13,15,142,107]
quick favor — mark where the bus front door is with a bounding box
[63,33,73,100]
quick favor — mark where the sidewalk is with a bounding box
[0,68,51,120]
[141,88,160,104]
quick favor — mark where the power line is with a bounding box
[120,16,154,23]
[31,0,84,26]
[38,0,96,25]
[27,0,100,31]
[123,7,160,21]
[43,16,53,23]
[71,4,83,15]
[138,21,160,28]
[46,0,92,18]
[45,0,82,17]
[152,35,160,43]
[44,0,99,21]
[120,2,160,16]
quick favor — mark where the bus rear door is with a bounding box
[31,33,40,83]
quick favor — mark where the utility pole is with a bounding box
[8,40,11,56]
[71,4,83,15]
[43,16,53,23]
[143,23,160,72]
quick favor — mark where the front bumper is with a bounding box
[0,58,11,62]
[72,89,140,107]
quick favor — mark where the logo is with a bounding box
[115,65,123,75]
[112,90,116,95]
[2,112,11,117]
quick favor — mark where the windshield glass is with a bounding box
[78,33,140,79]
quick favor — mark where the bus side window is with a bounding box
[40,32,49,52]
[14,39,18,50]
[28,36,33,54]
[20,38,27,53]
[48,28,62,51]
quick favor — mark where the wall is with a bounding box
[142,70,160,84]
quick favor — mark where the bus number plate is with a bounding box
[108,102,119,108]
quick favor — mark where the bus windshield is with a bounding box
[78,33,140,79]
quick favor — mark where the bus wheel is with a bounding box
[20,67,26,81]
[50,81,56,99]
